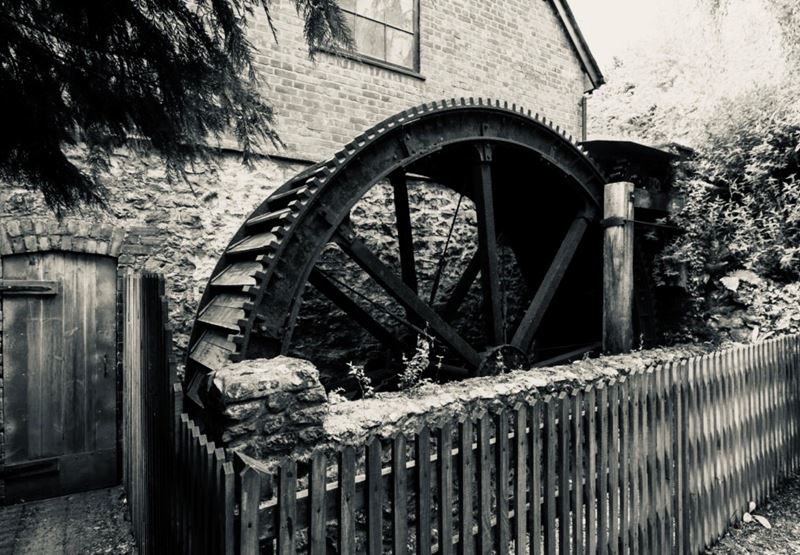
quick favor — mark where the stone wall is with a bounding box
[202,356,329,460]
[204,344,711,467]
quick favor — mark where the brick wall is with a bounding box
[249,0,590,160]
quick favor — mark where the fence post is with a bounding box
[602,181,634,354]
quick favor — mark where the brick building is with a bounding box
[0,0,602,500]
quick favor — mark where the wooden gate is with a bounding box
[1,252,118,503]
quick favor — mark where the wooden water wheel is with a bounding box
[186,98,607,393]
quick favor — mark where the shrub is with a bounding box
[657,84,800,314]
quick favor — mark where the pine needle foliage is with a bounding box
[0,0,352,210]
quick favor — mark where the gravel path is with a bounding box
[0,487,136,555]
[710,473,800,554]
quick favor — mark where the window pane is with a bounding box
[354,16,385,60]
[339,0,355,11]
[385,0,414,31]
[386,28,414,68]
[355,0,382,21]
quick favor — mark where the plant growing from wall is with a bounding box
[0,0,351,210]
[347,361,374,399]
[399,334,435,391]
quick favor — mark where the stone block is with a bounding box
[206,356,327,461]
[211,356,321,403]
[267,392,293,412]
[291,406,327,426]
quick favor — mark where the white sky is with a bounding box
[568,0,663,68]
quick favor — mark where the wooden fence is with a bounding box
[168,335,800,554]
[122,273,176,554]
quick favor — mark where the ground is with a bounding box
[0,487,136,555]
[710,473,800,554]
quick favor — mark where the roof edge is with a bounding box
[548,0,605,90]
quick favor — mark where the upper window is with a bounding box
[340,0,418,71]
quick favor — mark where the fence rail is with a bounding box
[167,334,800,554]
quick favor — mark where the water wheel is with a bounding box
[187,98,607,393]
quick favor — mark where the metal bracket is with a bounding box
[600,217,679,231]
[600,216,628,228]
[0,279,59,295]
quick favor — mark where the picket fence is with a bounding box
[171,335,800,554]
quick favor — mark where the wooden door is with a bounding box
[1,252,117,502]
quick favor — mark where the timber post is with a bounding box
[602,181,634,353]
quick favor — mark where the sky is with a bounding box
[567,0,662,69]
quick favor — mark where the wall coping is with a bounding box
[320,343,713,448]
[0,217,125,258]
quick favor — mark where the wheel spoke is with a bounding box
[440,249,481,322]
[390,170,418,294]
[336,228,482,369]
[309,268,406,355]
[473,143,504,345]
[511,214,590,351]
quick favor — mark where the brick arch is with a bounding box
[0,218,126,258]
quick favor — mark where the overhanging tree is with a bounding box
[0,0,351,210]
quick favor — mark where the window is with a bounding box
[340,0,418,71]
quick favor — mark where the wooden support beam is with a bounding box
[511,214,589,352]
[603,181,635,354]
[390,170,418,294]
[336,229,482,369]
[473,143,504,345]
[309,268,406,355]
[441,249,481,322]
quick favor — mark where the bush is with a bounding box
[657,84,800,312]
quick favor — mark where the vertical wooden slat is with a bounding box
[571,389,584,555]
[477,415,492,555]
[644,370,657,553]
[619,376,632,554]
[496,411,511,553]
[733,346,745,521]
[514,408,527,554]
[745,346,756,515]
[558,393,571,555]
[597,384,609,555]
[439,423,455,555]
[671,363,684,555]
[309,451,327,555]
[607,382,619,554]
[278,459,297,555]
[591,384,605,555]
[222,461,235,555]
[711,353,724,542]
[639,370,654,553]
[543,397,557,555]
[239,464,261,555]
[627,371,639,552]
[394,434,409,555]
[529,401,543,555]
[721,349,734,527]
[656,364,674,554]
[205,441,217,554]
[699,355,712,549]
[418,426,433,555]
[459,420,474,555]
[339,446,356,555]
[367,437,383,555]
